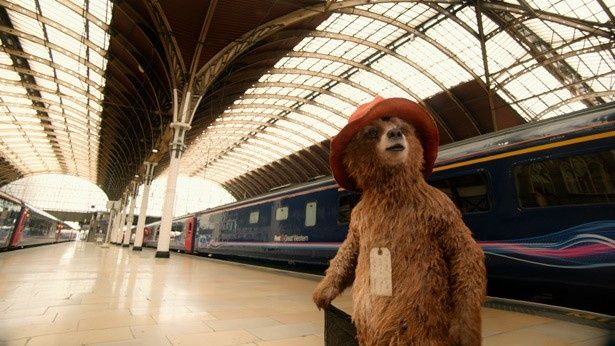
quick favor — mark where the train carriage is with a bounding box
[142,216,196,253]
[0,191,25,250]
[0,190,77,250]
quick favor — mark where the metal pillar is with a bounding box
[133,162,157,251]
[114,195,128,245]
[101,201,117,248]
[111,203,123,244]
[155,122,190,258]
[122,182,138,247]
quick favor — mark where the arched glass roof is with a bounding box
[180,1,614,185]
[0,0,113,181]
[134,175,235,217]
[1,173,108,212]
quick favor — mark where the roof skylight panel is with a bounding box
[347,69,397,95]
[18,40,52,66]
[1,94,30,105]
[456,6,499,36]
[0,86,23,98]
[84,0,113,24]
[8,11,45,41]
[568,51,615,78]
[329,82,372,104]
[486,31,529,74]
[359,3,397,16]
[589,75,614,93]
[285,88,312,98]
[372,55,441,99]
[0,68,21,81]
[266,125,315,147]
[0,51,12,65]
[312,93,354,114]
[254,132,303,152]
[233,146,278,163]
[426,19,484,77]
[526,0,608,23]
[27,59,55,79]
[524,18,580,45]
[387,3,436,28]
[10,0,36,12]
[287,113,340,138]
[50,49,83,76]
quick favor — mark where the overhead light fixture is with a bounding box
[152,148,158,153]
[134,174,139,178]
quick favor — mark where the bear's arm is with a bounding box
[440,203,486,346]
[312,225,359,309]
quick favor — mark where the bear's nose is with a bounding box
[387,128,402,139]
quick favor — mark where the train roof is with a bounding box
[25,204,61,222]
[199,177,338,216]
[0,190,24,206]
[436,102,615,166]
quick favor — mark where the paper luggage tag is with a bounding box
[370,247,392,296]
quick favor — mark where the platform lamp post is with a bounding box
[156,88,202,258]
[133,162,157,251]
[122,181,138,247]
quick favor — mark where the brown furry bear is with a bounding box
[313,97,486,345]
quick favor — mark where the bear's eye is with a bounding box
[365,127,379,139]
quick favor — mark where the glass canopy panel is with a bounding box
[0,0,112,183]
[180,0,614,186]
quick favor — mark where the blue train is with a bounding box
[139,103,615,314]
[0,191,77,250]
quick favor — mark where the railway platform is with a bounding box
[0,242,611,345]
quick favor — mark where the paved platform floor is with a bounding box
[0,242,611,346]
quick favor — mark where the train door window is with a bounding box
[338,194,360,224]
[276,207,288,221]
[305,202,317,227]
[430,171,491,213]
[249,211,259,224]
[514,149,615,208]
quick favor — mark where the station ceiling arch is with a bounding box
[0,0,613,201]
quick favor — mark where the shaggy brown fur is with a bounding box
[313,118,486,345]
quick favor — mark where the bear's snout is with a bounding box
[387,128,403,140]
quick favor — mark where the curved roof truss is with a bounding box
[181,0,614,193]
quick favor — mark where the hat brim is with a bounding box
[330,98,439,192]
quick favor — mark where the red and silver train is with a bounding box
[0,191,77,250]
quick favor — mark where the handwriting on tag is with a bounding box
[370,247,392,296]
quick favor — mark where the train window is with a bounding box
[338,194,360,224]
[305,202,317,227]
[249,211,259,224]
[514,149,615,208]
[276,207,288,221]
[430,171,491,213]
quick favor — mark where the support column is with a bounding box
[122,182,138,247]
[155,122,190,258]
[111,203,123,244]
[114,195,128,245]
[134,162,157,251]
[101,202,116,248]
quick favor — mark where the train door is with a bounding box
[56,223,63,242]
[185,217,195,252]
[10,208,29,247]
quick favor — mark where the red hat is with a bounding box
[330,97,439,191]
